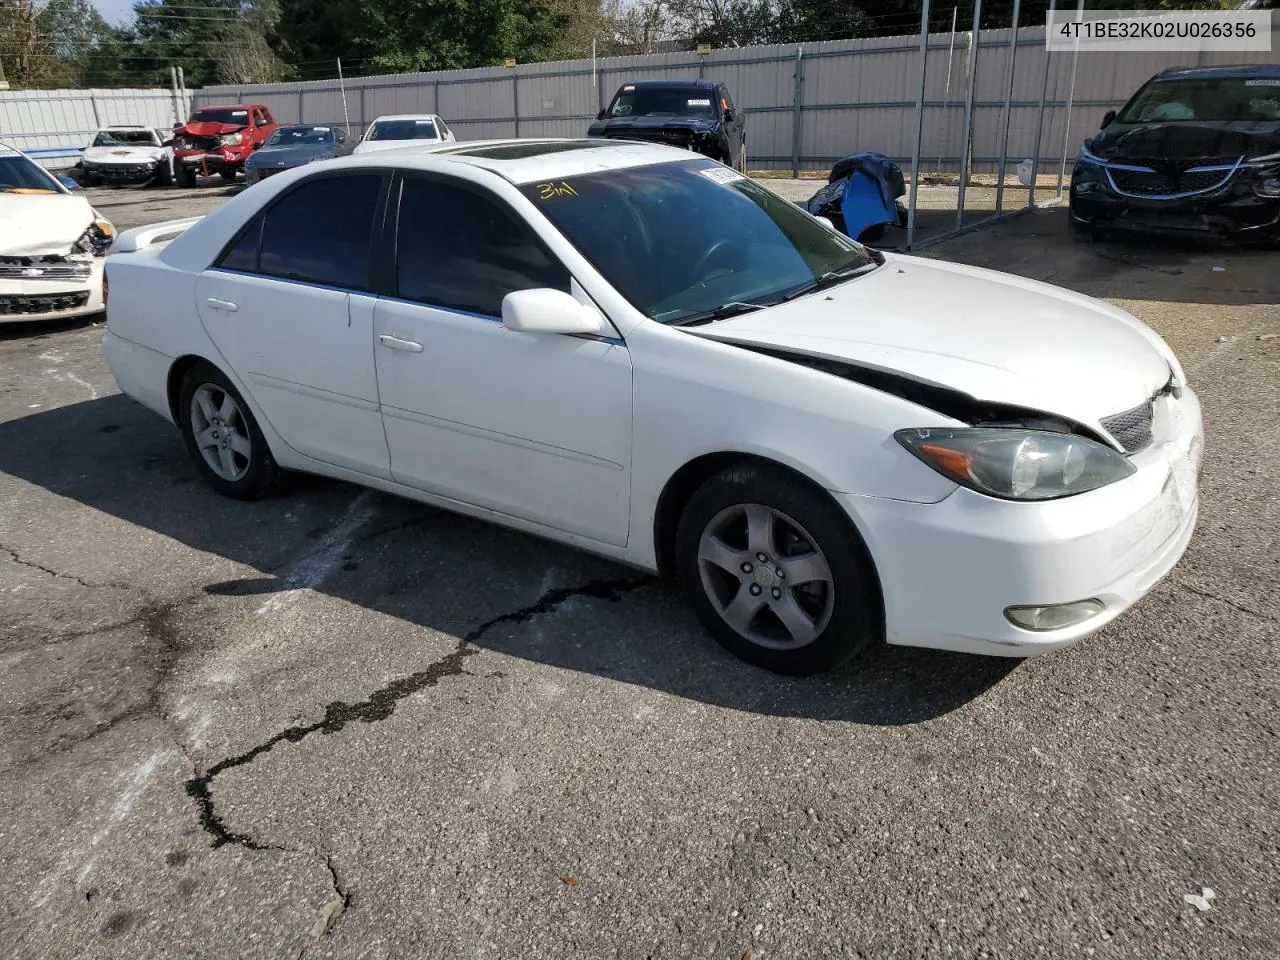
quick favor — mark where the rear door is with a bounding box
[194,171,392,477]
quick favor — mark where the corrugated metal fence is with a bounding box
[0,87,191,164]
[192,17,1279,174]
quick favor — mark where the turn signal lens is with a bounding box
[1005,599,1105,632]
[896,428,1136,501]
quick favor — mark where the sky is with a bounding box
[92,0,136,27]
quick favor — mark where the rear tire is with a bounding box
[675,462,882,675]
[220,169,238,183]
[178,362,280,500]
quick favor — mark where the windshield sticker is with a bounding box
[699,166,746,185]
[687,99,712,106]
[415,119,435,124]
[623,84,635,91]
[1246,79,1280,87]
[313,126,330,131]
[535,181,578,200]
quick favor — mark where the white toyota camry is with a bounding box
[101,138,1202,675]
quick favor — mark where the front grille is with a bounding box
[0,255,92,281]
[96,163,156,178]
[1109,169,1173,197]
[0,291,91,316]
[1107,162,1237,199]
[177,135,220,150]
[1101,400,1155,454]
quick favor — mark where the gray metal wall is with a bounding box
[0,87,191,155]
[193,14,1279,174]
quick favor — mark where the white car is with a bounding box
[1,143,114,323]
[76,126,174,186]
[351,114,456,154]
[101,139,1202,675]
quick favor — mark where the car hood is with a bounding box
[83,145,165,163]
[353,139,437,154]
[180,120,246,137]
[1087,120,1280,166]
[694,254,1174,428]
[246,143,334,167]
[589,116,721,137]
[0,192,94,255]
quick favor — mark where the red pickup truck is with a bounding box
[170,104,280,186]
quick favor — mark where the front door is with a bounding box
[372,174,633,546]
[195,171,391,477]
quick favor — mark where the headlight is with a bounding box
[1078,144,1109,166]
[1250,167,1280,197]
[74,218,115,256]
[220,133,244,146]
[895,428,1136,501]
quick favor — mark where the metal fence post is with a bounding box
[791,46,803,178]
[358,85,366,130]
[956,0,981,230]
[1056,0,1085,199]
[512,71,520,137]
[1029,0,1054,206]
[993,0,1021,215]
[905,0,931,250]
[297,89,304,124]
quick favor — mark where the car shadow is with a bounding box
[0,395,1019,727]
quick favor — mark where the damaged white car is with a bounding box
[1,143,114,323]
[75,126,175,186]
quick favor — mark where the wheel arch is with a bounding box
[652,452,884,610]
[166,353,207,424]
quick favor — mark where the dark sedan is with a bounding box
[1070,64,1280,243]
[244,124,351,185]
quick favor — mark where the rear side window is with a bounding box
[218,217,263,272]
[238,174,383,289]
[395,177,569,317]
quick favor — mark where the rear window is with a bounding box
[1117,76,1280,124]
[367,119,439,142]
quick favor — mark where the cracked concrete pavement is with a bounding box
[1,200,1277,959]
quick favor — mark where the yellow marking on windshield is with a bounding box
[536,181,578,200]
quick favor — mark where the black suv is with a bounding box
[1069,63,1280,243]
[588,79,747,171]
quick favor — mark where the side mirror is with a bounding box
[1100,109,1117,128]
[57,175,82,191]
[501,288,604,336]
[596,109,607,120]
[723,109,735,123]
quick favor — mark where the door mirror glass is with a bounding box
[1100,109,1117,128]
[501,289,603,335]
[722,109,734,123]
[597,108,607,120]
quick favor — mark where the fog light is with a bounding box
[1004,599,1105,632]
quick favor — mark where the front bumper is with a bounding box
[1070,169,1280,241]
[840,387,1203,657]
[176,150,246,175]
[0,259,104,323]
[82,160,161,183]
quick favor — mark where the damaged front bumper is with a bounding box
[0,256,103,322]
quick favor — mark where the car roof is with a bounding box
[614,79,718,90]
[369,114,442,122]
[97,125,153,130]
[1156,63,1280,80]
[333,137,701,185]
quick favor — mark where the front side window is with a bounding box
[606,86,716,120]
[1117,77,1280,123]
[367,119,440,142]
[521,159,874,325]
[395,177,569,317]
[217,174,381,290]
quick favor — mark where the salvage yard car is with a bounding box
[1071,63,1280,243]
[1,143,113,322]
[74,126,174,186]
[245,124,351,184]
[171,103,280,186]
[589,79,747,172]
[101,139,1202,675]
[352,114,456,155]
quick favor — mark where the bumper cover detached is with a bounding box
[177,151,244,175]
[83,161,160,183]
[839,388,1203,658]
[0,259,104,323]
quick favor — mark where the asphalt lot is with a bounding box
[1,179,1278,959]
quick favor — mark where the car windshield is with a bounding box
[522,159,877,325]
[0,154,61,193]
[366,119,438,141]
[607,86,717,119]
[267,126,335,146]
[191,108,249,125]
[1117,76,1280,124]
[92,130,157,147]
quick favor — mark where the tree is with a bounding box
[0,0,127,87]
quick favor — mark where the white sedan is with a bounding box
[351,114,456,155]
[101,139,1202,675]
[1,143,114,323]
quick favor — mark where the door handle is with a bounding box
[205,297,239,312]
[379,334,424,353]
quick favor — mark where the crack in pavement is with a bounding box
[1174,578,1277,624]
[186,574,651,849]
[0,542,132,592]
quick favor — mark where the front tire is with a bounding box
[178,362,280,500]
[675,463,882,675]
[220,169,238,183]
[175,164,196,188]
